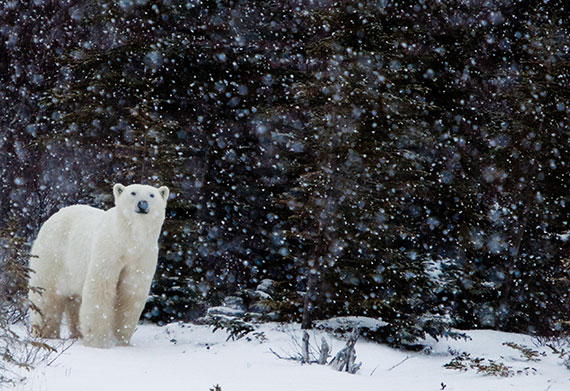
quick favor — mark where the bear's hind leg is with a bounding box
[32,291,65,339]
[66,295,82,339]
[43,292,65,338]
[29,290,45,337]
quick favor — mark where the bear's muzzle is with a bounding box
[136,200,149,214]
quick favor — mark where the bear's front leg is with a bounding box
[80,257,122,348]
[113,266,154,346]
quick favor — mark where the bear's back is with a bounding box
[30,205,107,296]
[36,205,106,246]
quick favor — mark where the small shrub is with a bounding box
[444,352,514,377]
[0,221,55,385]
[503,342,545,362]
[539,338,570,370]
[208,315,259,342]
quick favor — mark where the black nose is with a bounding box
[137,200,149,213]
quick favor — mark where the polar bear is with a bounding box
[29,184,169,348]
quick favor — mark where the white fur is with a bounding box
[29,184,169,348]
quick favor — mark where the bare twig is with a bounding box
[269,348,301,362]
[272,328,359,373]
[387,356,412,371]
[370,363,381,376]
[46,339,76,367]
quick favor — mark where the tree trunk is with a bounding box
[498,204,530,328]
[301,331,310,363]
[301,267,319,329]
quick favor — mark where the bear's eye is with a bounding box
[150,194,155,198]
[131,192,136,196]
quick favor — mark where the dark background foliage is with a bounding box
[2,0,570,346]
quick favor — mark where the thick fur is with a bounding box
[29,184,169,348]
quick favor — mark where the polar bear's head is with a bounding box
[113,183,169,223]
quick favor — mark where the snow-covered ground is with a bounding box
[15,322,570,391]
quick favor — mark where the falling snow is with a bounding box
[2,0,570,387]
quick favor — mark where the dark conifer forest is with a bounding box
[1,0,570,347]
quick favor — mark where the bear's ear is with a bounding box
[158,186,169,202]
[113,184,125,200]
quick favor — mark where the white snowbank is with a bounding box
[15,323,570,391]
